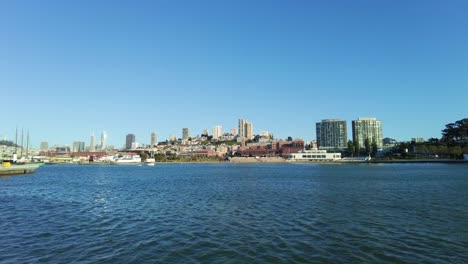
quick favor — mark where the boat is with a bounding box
[144,150,156,166]
[112,154,142,164]
[145,158,155,166]
[0,161,44,176]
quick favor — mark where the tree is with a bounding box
[442,118,468,143]
[140,152,148,162]
[371,140,378,157]
[353,140,360,156]
[365,138,371,157]
[287,136,293,142]
[347,140,354,157]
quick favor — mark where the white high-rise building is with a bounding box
[151,132,158,146]
[213,125,223,139]
[182,128,190,140]
[238,119,254,140]
[100,131,107,150]
[90,132,96,152]
[352,117,383,149]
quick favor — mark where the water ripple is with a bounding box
[1,164,467,263]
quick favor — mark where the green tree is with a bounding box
[365,138,371,157]
[347,140,354,157]
[371,140,378,157]
[442,118,468,142]
[287,136,293,141]
[140,152,148,162]
[353,140,360,156]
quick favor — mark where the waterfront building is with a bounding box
[182,128,190,140]
[40,141,49,151]
[126,134,136,149]
[90,132,96,152]
[316,119,347,149]
[213,125,223,140]
[352,117,383,149]
[151,132,158,146]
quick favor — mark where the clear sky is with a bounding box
[1,0,467,148]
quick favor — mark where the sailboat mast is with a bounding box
[26,130,30,158]
[20,128,24,158]
[15,126,18,154]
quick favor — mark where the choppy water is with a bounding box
[1,163,467,263]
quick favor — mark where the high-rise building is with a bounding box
[245,122,253,140]
[72,141,85,152]
[316,119,347,149]
[182,128,190,140]
[40,141,49,151]
[230,128,238,136]
[238,119,254,140]
[213,125,223,139]
[352,117,383,149]
[99,131,107,151]
[90,132,96,152]
[238,119,247,138]
[126,134,136,149]
[169,134,177,142]
[151,132,158,146]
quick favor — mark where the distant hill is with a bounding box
[0,140,19,147]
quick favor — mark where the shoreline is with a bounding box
[43,158,468,165]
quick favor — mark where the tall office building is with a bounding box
[151,132,157,146]
[352,117,383,149]
[213,125,223,139]
[99,131,107,151]
[245,122,253,140]
[126,134,136,149]
[90,132,96,152]
[182,128,190,140]
[316,119,347,149]
[40,141,49,151]
[72,141,85,152]
[238,119,254,140]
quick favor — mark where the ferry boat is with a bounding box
[112,155,142,164]
[1,160,44,176]
[287,149,342,162]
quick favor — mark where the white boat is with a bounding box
[145,158,155,166]
[113,155,142,164]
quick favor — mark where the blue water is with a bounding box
[1,163,467,263]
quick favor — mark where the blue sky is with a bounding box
[1,0,467,147]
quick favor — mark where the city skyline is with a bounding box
[0,115,459,149]
[2,1,467,146]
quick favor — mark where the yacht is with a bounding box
[145,158,155,166]
[112,155,142,164]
